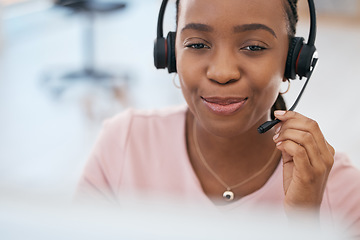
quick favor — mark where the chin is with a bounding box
[200,114,257,138]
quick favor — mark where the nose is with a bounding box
[206,49,241,85]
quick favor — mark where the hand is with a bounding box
[272,111,335,217]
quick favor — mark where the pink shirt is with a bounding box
[76,106,360,237]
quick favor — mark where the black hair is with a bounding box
[175,0,299,120]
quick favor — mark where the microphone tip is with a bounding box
[257,119,281,134]
[257,126,265,134]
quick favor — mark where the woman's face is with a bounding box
[176,0,290,137]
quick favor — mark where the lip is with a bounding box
[201,96,248,115]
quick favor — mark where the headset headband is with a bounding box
[156,0,316,46]
[157,0,169,39]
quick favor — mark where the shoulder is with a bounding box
[76,105,188,195]
[101,105,187,138]
[326,152,360,201]
[96,105,188,152]
[104,105,187,129]
[325,152,360,234]
[328,152,360,183]
[327,152,360,196]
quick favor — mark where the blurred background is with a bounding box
[0,0,359,203]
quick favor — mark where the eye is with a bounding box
[185,43,210,49]
[243,45,267,52]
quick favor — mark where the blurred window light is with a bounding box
[2,0,37,6]
[315,0,359,16]
[2,0,53,20]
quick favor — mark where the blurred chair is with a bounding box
[43,0,129,98]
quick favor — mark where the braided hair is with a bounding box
[175,0,299,120]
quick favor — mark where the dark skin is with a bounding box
[176,0,335,215]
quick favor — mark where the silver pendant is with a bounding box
[223,190,234,201]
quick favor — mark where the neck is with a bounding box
[188,112,276,170]
[186,110,281,203]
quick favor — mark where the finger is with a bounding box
[274,110,304,121]
[326,140,335,156]
[274,128,324,169]
[274,111,331,159]
[274,122,283,134]
[276,140,312,173]
[279,117,334,168]
[325,141,335,169]
[275,116,334,169]
[280,112,335,169]
[274,112,322,138]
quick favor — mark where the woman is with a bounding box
[76,0,360,236]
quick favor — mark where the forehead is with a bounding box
[178,0,288,35]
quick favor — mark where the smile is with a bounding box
[201,97,248,115]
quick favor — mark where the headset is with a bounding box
[154,0,318,133]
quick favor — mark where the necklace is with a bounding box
[192,120,279,202]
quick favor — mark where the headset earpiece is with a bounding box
[297,44,317,78]
[154,32,177,73]
[166,31,177,73]
[285,37,318,80]
[154,37,167,69]
[285,37,305,80]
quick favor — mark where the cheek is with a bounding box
[247,58,283,91]
[245,57,284,112]
[176,54,196,113]
[176,48,211,121]
[176,49,202,99]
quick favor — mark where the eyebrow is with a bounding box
[181,22,277,38]
[234,23,277,38]
[181,23,213,33]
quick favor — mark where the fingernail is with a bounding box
[273,133,279,141]
[274,110,286,116]
[275,125,281,134]
[276,141,282,147]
